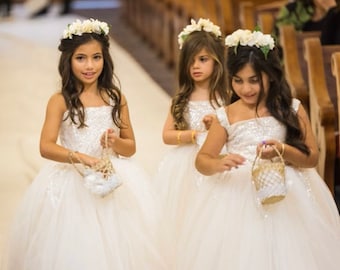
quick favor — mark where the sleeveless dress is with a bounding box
[4,105,167,270]
[154,100,225,266]
[176,99,340,270]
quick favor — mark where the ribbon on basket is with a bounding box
[251,144,286,205]
[69,130,122,197]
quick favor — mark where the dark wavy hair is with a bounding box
[226,45,310,155]
[171,30,228,130]
[58,32,121,128]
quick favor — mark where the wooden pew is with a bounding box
[279,24,320,113]
[162,0,221,68]
[257,11,275,34]
[303,37,340,195]
[122,0,287,73]
[238,0,286,33]
[239,2,256,30]
[331,52,340,186]
[256,1,287,34]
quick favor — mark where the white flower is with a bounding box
[225,29,252,47]
[62,18,110,39]
[225,29,275,58]
[178,18,222,49]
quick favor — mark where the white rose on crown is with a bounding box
[225,29,275,58]
[178,18,222,49]
[62,18,110,40]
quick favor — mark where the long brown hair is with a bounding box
[58,32,122,128]
[171,30,228,130]
[227,45,310,155]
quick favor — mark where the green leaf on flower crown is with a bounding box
[261,45,270,59]
[234,45,238,55]
[254,25,262,32]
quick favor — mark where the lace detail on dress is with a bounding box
[59,106,120,157]
[46,164,70,208]
[291,98,300,113]
[216,108,286,162]
[216,107,228,128]
[185,100,223,131]
[296,168,316,202]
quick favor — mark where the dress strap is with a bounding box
[216,107,229,128]
[291,98,301,113]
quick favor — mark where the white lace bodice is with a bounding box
[216,99,300,162]
[59,106,119,157]
[184,100,221,131]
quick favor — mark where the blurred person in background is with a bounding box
[0,0,11,18]
[320,0,340,44]
[30,0,72,18]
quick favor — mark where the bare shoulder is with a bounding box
[46,92,67,113]
[120,93,128,106]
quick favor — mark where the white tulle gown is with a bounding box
[176,99,340,270]
[4,105,167,270]
[154,100,225,266]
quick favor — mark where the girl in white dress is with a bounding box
[154,18,228,265]
[178,29,340,270]
[4,19,167,270]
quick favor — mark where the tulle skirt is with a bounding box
[176,164,340,270]
[154,144,210,267]
[3,157,168,270]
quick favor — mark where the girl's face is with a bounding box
[71,40,104,87]
[231,63,269,106]
[190,48,215,84]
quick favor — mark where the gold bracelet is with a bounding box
[68,151,75,164]
[191,130,196,144]
[177,131,182,145]
[68,151,80,164]
[280,143,285,157]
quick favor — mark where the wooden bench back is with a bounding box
[331,52,340,185]
[238,0,286,33]
[279,24,320,112]
[303,37,340,194]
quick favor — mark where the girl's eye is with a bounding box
[199,56,209,62]
[75,55,85,61]
[249,77,259,84]
[232,77,242,84]
[94,55,102,60]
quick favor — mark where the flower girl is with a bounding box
[177,28,340,270]
[3,18,167,270]
[154,18,228,265]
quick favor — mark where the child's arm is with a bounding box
[195,118,245,175]
[103,94,136,157]
[39,93,99,166]
[162,110,197,145]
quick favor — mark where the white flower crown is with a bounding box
[62,18,110,39]
[177,18,222,49]
[225,29,275,58]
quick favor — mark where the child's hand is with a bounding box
[257,140,284,159]
[217,153,245,172]
[202,114,216,130]
[74,152,100,167]
[101,128,117,148]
